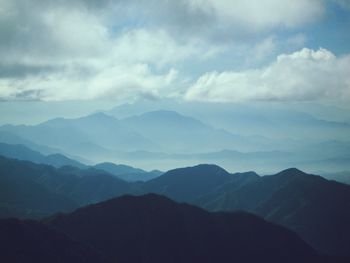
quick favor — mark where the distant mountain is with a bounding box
[121,110,269,152]
[94,162,162,181]
[108,101,350,141]
[46,194,321,263]
[0,130,61,155]
[0,113,159,159]
[0,218,106,263]
[0,156,132,218]
[183,103,350,141]
[0,143,86,168]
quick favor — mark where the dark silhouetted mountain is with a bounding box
[0,218,106,263]
[94,162,162,181]
[2,156,350,258]
[0,143,86,168]
[322,171,350,185]
[196,168,350,258]
[0,156,132,218]
[0,156,77,219]
[142,164,233,202]
[46,194,321,263]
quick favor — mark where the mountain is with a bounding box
[109,101,350,141]
[0,143,86,168]
[142,164,233,202]
[94,162,162,181]
[0,113,159,159]
[46,194,322,263]
[2,156,349,258]
[121,110,268,152]
[0,130,61,155]
[0,156,77,219]
[196,168,350,258]
[182,103,350,141]
[0,156,132,218]
[321,171,350,185]
[0,218,106,263]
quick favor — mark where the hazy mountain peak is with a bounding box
[80,112,116,121]
[276,168,306,176]
[142,110,186,118]
[167,164,230,176]
[125,109,206,126]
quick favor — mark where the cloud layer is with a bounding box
[0,0,349,102]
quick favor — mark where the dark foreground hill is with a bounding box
[2,156,350,259]
[0,155,131,218]
[46,194,323,263]
[144,165,350,258]
[0,218,106,263]
[142,164,234,201]
[194,168,350,258]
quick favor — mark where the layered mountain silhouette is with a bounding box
[0,113,159,158]
[46,194,323,263]
[94,162,162,182]
[1,155,350,258]
[121,110,265,152]
[0,142,86,168]
[1,110,350,172]
[139,165,350,257]
[0,156,131,218]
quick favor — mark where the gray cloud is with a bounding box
[0,0,348,102]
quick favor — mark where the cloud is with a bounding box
[189,0,324,32]
[185,48,350,102]
[0,0,347,102]
[0,63,179,101]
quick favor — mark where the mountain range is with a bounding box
[1,109,349,173]
[44,194,325,263]
[1,154,350,258]
[4,194,341,263]
[0,142,86,168]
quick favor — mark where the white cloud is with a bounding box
[0,0,211,101]
[185,48,350,102]
[0,63,178,101]
[0,0,347,102]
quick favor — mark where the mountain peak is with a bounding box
[144,164,231,202]
[143,110,183,117]
[125,110,205,126]
[81,112,116,121]
[277,168,306,176]
[46,193,320,263]
[168,164,230,177]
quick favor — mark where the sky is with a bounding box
[0,0,350,108]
